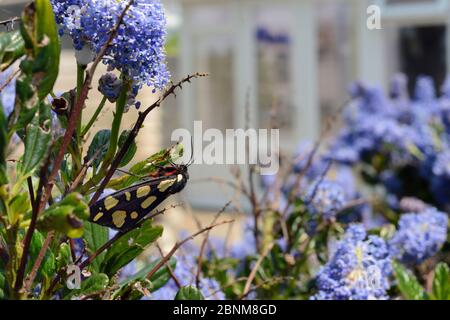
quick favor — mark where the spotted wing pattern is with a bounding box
[89,172,187,231]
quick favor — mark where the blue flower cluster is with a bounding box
[0,68,16,115]
[389,208,448,264]
[151,252,225,300]
[51,0,169,90]
[311,224,392,300]
[329,74,450,209]
[306,179,346,220]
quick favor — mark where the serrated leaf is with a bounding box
[83,222,108,272]
[175,286,205,300]
[431,263,450,300]
[101,220,163,277]
[393,261,427,300]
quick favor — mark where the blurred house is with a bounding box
[173,0,450,208]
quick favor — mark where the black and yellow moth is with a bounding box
[89,165,189,231]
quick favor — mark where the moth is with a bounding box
[89,164,189,231]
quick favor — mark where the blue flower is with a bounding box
[151,253,225,300]
[0,68,16,115]
[389,208,448,264]
[311,225,392,300]
[52,0,170,90]
[306,179,346,220]
[414,75,436,102]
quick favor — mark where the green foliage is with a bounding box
[175,286,205,300]
[86,129,111,170]
[37,193,89,238]
[83,222,108,272]
[0,103,7,186]
[26,231,56,281]
[65,273,109,300]
[20,0,60,99]
[431,263,450,300]
[118,130,137,168]
[18,102,51,177]
[0,30,25,71]
[393,261,427,300]
[101,220,163,277]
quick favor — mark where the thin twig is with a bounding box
[196,201,231,288]
[88,73,207,206]
[146,220,234,280]
[156,242,181,288]
[23,231,55,294]
[241,242,274,299]
[0,69,20,93]
[239,276,293,300]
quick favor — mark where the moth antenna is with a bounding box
[187,136,195,166]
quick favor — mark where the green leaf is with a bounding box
[56,242,72,271]
[65,273,109,300]
[118,130,137,168]
[19,103,51,176]
[101,220,163,277]
[112,278,153,300]
[26,230,56,280]
[20,0,60,99]
[175,286,205,300]
[393,261,427,300]
[83,221,109,272]
[431,263,450,300]
[8,192,31,225]
[37,193,89,238]
[0,30,25,71]
[86,129,110,170]
[121,257,176,293]
[0,272,5,289]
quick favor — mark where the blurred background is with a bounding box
[1,0,450,245]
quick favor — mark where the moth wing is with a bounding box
[89,176,177,230]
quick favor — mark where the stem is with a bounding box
[14,177,39,293]
[76,64,86,139]
[81,96,108,137]
[101,81,130,169]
